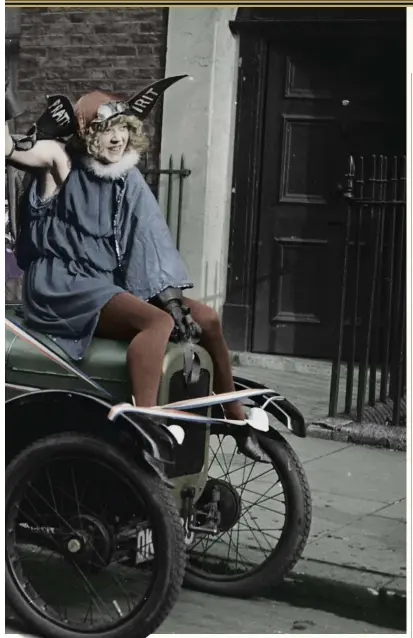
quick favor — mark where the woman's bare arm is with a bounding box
[5,122,71,182]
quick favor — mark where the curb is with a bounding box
[230,358,406,450]
[265,559,406,631]
[307,419,406,451]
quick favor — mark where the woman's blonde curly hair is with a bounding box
[70,114,149,159]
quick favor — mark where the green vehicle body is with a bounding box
[5,304,214,511]
[5,300,311,617]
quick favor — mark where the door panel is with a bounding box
[280,116,336,205]
[252,32,405,357]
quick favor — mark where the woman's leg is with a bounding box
[183,298,245,420]
[96,292,174,406]
[183,298,270,463]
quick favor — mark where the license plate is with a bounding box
[135,525,154,565]
[135,518,196,565]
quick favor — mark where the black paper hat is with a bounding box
[29,75,189,141]
[127,75,188,119]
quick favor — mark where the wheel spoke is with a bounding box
[210,440,231,477]
[240,479,286,521]
[234,526,283,533]
[225,531,256,570]
[239,460,257,500]
[242,484,285,502]
[242,510,280,551]
[214,459,257,481]
[240,509,272,555]
[46,469,58,514]
[225,442,238,473]
[188,435,296,583]
[191,528,228,554]
[70,467,83,531]
[6,450,164,633]
[241,497,286,518]
[216,436,231,474]
[69,560,115,621]
[53,483,99,519]
[237,466,275,488]
[192,529,254,572]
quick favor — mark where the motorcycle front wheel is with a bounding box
[185,429,312,597]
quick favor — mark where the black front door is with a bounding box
[252,29,405,358]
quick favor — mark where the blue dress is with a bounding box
[17,156,193,360]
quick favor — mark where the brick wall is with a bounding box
[16,8,168,168]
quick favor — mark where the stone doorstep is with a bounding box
[265,557,407,631]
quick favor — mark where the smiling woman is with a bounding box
[6,88,193,367]
[6,80,269,461]
[71,92,148,164]
[92,120,130,163]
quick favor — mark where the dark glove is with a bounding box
[180,304,202,342]
[151,287,202,343]
[5,79,24,121]
[10,130,37,152]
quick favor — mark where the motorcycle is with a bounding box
[5,296,312,638]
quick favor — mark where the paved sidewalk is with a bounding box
[234,360,407,596]
[264,425,407,628]
[214,357,407,628]
[233,362,367,423]
[233,363,406,450]
[6,432,407,634]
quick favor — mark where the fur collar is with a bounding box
[81,150,140,180]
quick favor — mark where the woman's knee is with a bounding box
[196,305,222,339]
[154,310,175,335]
[98,293,174,339]
[136,304,175,335]
[127,310,174,357]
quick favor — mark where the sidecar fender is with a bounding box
[233,375,307,438]
[5,389,175,484]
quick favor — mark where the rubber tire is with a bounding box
[6,433,186,638]
[184,430,312,597]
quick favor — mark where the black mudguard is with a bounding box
[233,375,307,438]
[5,389,176,485]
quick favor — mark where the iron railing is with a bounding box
[329,154,406,425]
[140,154,191,250]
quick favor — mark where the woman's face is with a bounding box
[95,122,129,164]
